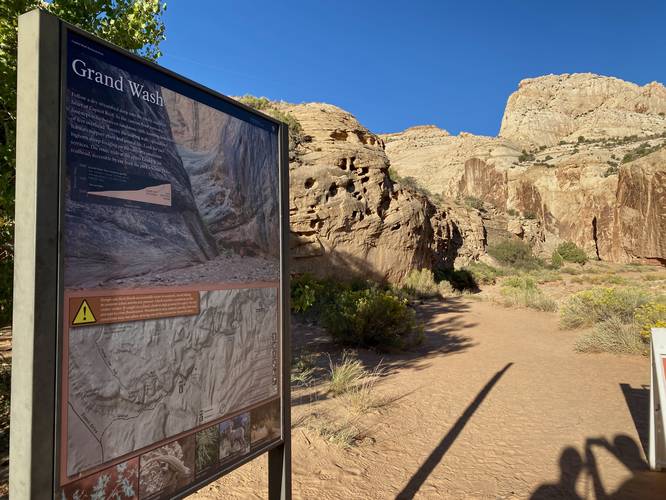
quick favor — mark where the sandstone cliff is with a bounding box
[500,73,666,147]
[276,103,483,281]
[383,73,666,265]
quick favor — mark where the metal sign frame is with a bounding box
[649,328,666,471]
[11,9,291,499]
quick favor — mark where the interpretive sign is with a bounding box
[649,328,666,471]
[11,10,290,499]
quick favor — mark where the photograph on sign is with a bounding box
[59,29,283,497]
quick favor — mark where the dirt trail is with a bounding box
[192,299,665,499]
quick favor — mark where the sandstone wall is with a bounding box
[283,103,483,282]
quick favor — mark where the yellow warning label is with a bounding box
[72,299,96,325]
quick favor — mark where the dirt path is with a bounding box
[192,298,665,499]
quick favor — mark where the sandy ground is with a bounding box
[191,298,665,499]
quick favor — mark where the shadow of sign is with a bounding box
[396,362,513,499]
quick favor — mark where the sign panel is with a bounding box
[649,328,666,471]
[11,11,288,498]
[59,29,286,497]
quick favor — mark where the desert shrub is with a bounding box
[238,94,302,137]
[506,208,518,217]
[291,273,324,313]
[436,280,455,296]
[322,288,422,351]
[464,262,502,285]
[402,269,440,299]
[499,277,557,312]
[552,241,588,266]
[561,266,583,275]
[487,239,542,270]
[551,251,564,268]
[575,317,647,355]
[464,196,484,211]
[634,302,666,341]
[560,287,653,329]
[518,149,535,162]
[523,211,538,220]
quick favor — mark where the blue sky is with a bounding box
[160,1,666,136]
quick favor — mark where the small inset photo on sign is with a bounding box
[195,425,220,477]
[219,412,250,464]
[60,457,139,499]
[139,436,195,499]
[250,399,281,451]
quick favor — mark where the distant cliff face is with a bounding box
[383,73,666,265]
[499,73,666,147]
[276,103,483,281]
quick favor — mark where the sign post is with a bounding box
[649,328,666,471]
[11,9,290,499]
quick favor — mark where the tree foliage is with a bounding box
[0,1,166,325]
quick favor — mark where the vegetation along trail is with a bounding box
[193,297,664,499]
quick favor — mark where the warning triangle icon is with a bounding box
[72,299,96,325]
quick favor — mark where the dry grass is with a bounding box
[291,350,317,387]
[340,364,391,414]
[295,411,366,448]
[328,352,391,414]
[328,351,365,395]
[575,317,648,355]
[497,276,558,312]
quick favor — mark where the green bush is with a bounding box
[487,239,542,270]
[464,262,502,285]
[551,251,564,269]
[506,208,518,217]
[238,95,303,137]
[560,287,653,329]
[552,241,588,266]
[322,288,423,352]
[634,302,666,341]
[291,273,324,313]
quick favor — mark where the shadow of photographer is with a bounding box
[532,434,666,499]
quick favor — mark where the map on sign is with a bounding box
[66,287,279,476]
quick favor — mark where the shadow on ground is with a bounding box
[290,297,476,407]
[395,362,513,499]
[619,383,650,457]
[531,435,666,499]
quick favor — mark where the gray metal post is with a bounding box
[10,9,61,499]
[268,123,291,500]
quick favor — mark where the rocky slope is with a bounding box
[274,103,484,282]
[383,73,666,264]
